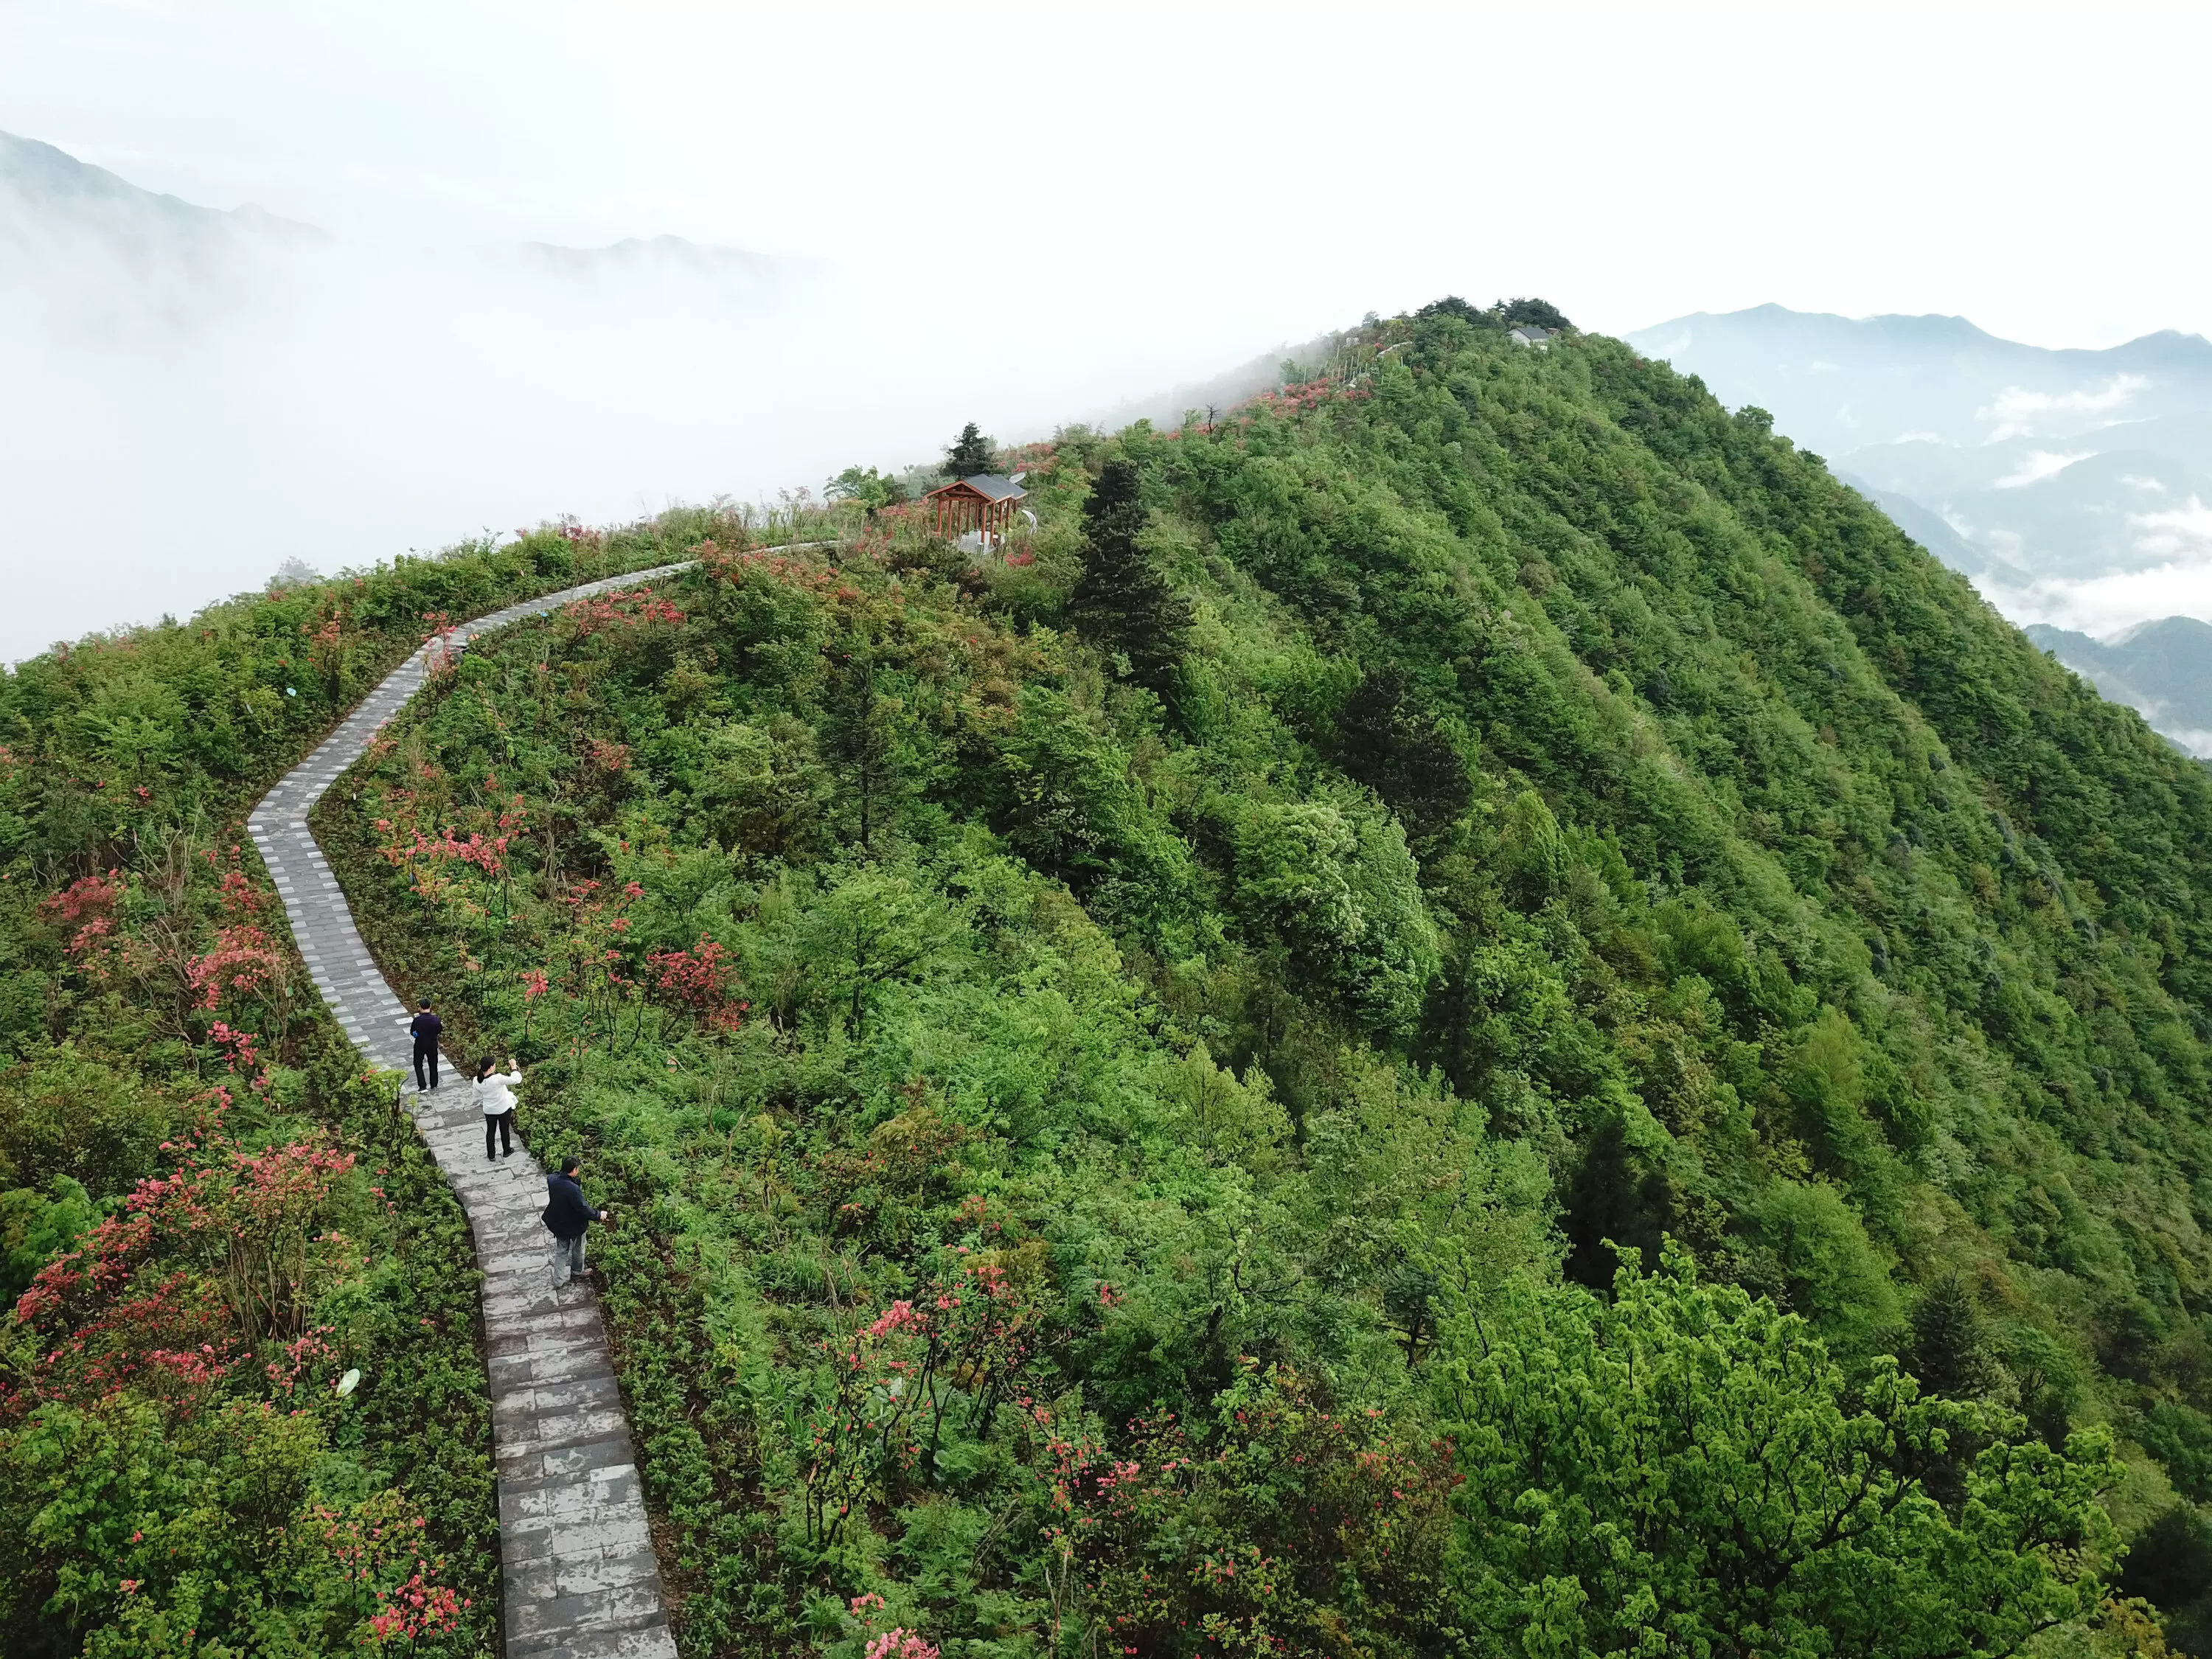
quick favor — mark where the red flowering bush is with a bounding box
[316,1492,472,1645]
[39,871,144,981]
[420,610,460,684]
[802,1249,1049,1547]
[9,1110,358,1419]
[561,585,686,640]
[185,922,284,1012]
[646,935,748,1032]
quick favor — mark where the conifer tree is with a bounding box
[1909,1272,1989,1397]
[1068,458,1192,693]
[1336,664,1472,842]
[942,422,993,479]
[824,641,901,852]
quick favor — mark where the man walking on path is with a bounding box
[476,1054,523,1161]
[408,1000,444,1093]
[544,1156,610,1293]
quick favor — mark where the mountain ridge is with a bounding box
[1633,302,2212,375]
[2028,614,2212,754]
[0,127,785,276]
[1628,302,2212,749]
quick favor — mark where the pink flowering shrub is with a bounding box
[846,1593,939,1659]
[561,585,686,640]
[801,1249,1046,1547]
[186,922,283,1012]
[6,1093,358,1420]
[315,1492,473,1646]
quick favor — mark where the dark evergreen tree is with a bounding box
[1909,1272,1989,1397]
[1335,664,1472,843]
[1069,459,1192,693]
[1562,1113,1680,1290]
[1498,296,1572,330]
[1415,295,1492,327]
[943,422,994,479]
[2116,1505,2212,1639]
[823,641,901,852]
[1381,1261,1441,1362]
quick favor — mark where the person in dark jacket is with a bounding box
[543,1157,609,1290]
[408,1000,443,1093]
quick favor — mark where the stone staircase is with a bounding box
[248,567,692,1658]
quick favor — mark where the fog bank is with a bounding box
[0,133,1321,662]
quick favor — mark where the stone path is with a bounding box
[248,566,695,1659]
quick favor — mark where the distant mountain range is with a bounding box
[2025,616,2212,757]
[0,128,325,260]
[0,128,795,313]
[1627,305,2212,754]
[0,130,835,664]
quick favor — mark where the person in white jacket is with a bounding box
[476,1055,523,1160]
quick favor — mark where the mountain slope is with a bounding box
[2031,616,2212,755]
[1625,305,2212,743]
[0,127,324,273]
[0,519,721,1654]
[284,315,2212,1652]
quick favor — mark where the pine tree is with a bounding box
[1336,664,1472,842]
[824,642,902,852]
[943,422,994,479]
[1068,459,1192,693]
[1909,1272,1989,1397]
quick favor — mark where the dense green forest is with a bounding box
[0,524,719,1655]
[7,302,2212,1658]
[305,310,2205,1657]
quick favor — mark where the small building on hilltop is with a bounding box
[1509,324,1557,349]
[925,473,1028,538]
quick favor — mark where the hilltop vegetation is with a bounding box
[306,312,2212,1655]
[0,519,725,1655]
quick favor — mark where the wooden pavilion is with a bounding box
[924,473,1028,538]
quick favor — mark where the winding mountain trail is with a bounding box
[248,567,693,1659]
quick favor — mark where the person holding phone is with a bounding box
[543,1156,610,1292]
[475,1054,522,1160]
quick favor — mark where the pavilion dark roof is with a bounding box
[926,473,1027,502]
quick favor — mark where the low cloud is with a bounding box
[2127,493,2212,561]
[1978,372,2149,441]
[1993,450,2092,488]
[1978,554,2212,640]
[0,218,1302,661]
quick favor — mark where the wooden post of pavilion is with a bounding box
[922,473,1028,548]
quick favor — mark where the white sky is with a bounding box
[7,0,2211,350]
